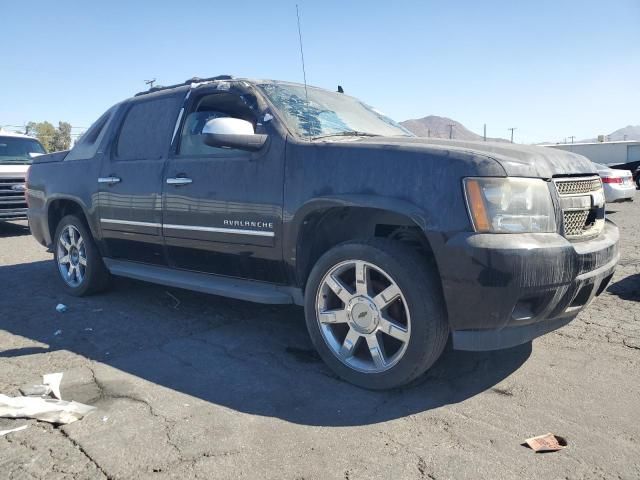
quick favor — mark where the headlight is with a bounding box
[463,177,556,233]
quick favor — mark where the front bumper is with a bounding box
[432,220,619,351]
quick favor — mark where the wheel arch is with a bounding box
[46,195,96,245]
[289,195,438,289]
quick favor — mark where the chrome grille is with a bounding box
[0,177,27,219]
[554,176,604,240]
[555,177,601,195]
[563,210,590,237]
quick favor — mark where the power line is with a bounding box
[1,123,87,133]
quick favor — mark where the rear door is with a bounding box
[97,92,183,265]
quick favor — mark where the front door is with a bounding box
[162,86,286,282]
[97,93,183,265]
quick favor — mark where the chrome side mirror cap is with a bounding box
[202,117,255,135]
[202,117,267,152]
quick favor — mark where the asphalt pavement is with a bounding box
[0,200,638,479]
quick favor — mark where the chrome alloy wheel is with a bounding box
[315,260,411,373]
[57,225,87,288]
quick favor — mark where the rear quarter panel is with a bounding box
[27,157,102,246]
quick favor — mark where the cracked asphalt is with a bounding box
[1,200,639,480]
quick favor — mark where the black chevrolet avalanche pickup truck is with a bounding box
[27,76,619,389]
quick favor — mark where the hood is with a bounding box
[0,164,29,178]
[333,136,597,178]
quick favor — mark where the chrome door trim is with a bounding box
[100,218,274,237]
[163,223,275,237]
[100,218,161,228]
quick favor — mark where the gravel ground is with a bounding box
[0,200,638,480]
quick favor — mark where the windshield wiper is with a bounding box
[311,131,382,140]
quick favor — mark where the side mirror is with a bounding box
[202,117,267,152]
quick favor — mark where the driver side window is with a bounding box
[178,92,258,157]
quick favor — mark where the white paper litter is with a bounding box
[55,304,67,313]
[43,373,63,400]
[20,372,63,399]
[0,395,96,425]
[0,424,28,436]
[53,329,62,336]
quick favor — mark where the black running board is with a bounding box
[103,258,301,305]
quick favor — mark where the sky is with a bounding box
[1,0,639,144]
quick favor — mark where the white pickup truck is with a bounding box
[0,130,46,221]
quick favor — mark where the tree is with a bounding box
[24,121,72,152]
[25,121,55,151]
[52,122,72,151]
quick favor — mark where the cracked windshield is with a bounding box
[259,82,413,138]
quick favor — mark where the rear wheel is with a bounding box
[304,239,449,390]
[54,215,111,296]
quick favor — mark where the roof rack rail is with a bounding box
[134,75,234,97]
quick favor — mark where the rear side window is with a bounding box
[65,107,116,161]
[116,96,180,161]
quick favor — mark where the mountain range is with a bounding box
[400,115,640,144]
[575,125,640,143]
[400,116,508,142]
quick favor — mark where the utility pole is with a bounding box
[483,124,487,141]
[569,135,575,144]
[447,123,455,139]
[508,127,517,143]
[144,78,156,89]
[427,128,431,138]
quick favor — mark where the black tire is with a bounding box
[304,239,449,390]
[53,214,111,296]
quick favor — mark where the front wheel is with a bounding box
[54,215,111,296]
[304,239,449,390]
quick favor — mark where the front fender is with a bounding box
[289,194,429,232]
[283,194,430,284]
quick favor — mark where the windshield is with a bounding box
[258,82,413,139]
[0,136,46,164]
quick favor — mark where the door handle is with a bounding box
[166,177,193,186]
[98,176,121,185]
